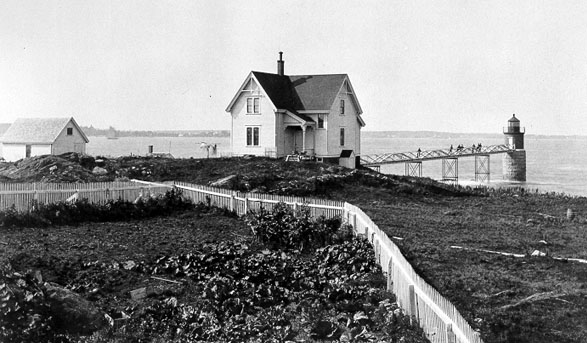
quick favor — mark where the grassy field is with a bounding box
[2,154,587,342]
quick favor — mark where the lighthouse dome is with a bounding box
[508,114,520,122]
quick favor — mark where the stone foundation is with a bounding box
[503,150,526,181]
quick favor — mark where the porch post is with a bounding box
[301,125,307,153]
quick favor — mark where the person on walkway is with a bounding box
[417,148,421,158]
[449,145,453,154]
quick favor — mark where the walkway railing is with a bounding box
[361,144,512,166]
[0,179,483,343]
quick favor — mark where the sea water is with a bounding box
[85,135,587,196]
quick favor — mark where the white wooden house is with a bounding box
[226,53,365,167]
[0,117,89,162]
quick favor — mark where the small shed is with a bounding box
[0,117,89,162]
[339,149,356,169]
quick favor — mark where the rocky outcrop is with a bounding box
[44,282,107,334]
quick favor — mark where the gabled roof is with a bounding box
[226,71,363,116]
[0,117,89,144]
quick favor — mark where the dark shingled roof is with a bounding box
[252,72,347,112]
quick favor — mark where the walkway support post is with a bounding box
[442,158,458,183]
[475,155,490,182]
[405,161,422,177]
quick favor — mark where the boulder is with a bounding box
[44,282,107,334]
[92,166,108,175]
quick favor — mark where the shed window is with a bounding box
[67,128,73,135]
[246,127,260,146]
[247,98,260,114]
[340,128,345,146]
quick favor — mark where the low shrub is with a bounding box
[244,202,353,251]
[0,267,54,343]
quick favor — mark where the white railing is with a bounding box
[0,179,483,343]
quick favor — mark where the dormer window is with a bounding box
[317,114,326,129]
[247,97,260,114]
[340,99,345,115]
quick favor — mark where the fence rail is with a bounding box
[0,179,483,343]
[0,181,170,212]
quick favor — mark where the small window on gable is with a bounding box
[340,99,345,115]
[67,128,73,135]
[247,97,260,114]
[317,114,325,129]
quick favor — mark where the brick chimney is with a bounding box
[277,51,285,76]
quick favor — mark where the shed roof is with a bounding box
[0,117,89,144]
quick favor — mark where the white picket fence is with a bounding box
[0,181,171,211]
[0,179,483,343]
[133,179,483,343]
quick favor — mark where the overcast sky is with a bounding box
[1,1,586,135]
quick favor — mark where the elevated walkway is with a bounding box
[360,144,513,166]
[360,144,515,183]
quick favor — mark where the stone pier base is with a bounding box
[503,150,526,181]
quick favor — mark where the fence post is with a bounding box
[230,192,236,213]
[352,213,357,230]
[409,284,417,325]
[446,323,456,343]
[387,258,393,291]
[293,202,299,212]
[244,197,249,214]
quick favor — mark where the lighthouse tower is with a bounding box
[502,114,526,181]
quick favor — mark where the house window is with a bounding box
[340,99,345,115]
[247,97,260,114]
[317,114,325,129]
[340,128,345,146]
[67,128,73,135]
[246,127,260,146]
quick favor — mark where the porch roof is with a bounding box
[279,109,316,127]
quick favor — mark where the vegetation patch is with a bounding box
[1,202,429,342]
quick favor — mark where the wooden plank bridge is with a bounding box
[360,144,514,182]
